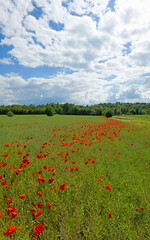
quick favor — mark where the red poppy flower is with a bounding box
[140,206,144,211]
[24,144,27,148]
[84,161,88,165]
[51,186,57,192]
[38,191,42,198]
[5,225,15,236]
[0,211,2,218]
[18,194,25,199]
[48,178,54,184]
[108,212,112,218]
[7,199,12,206]
[98,177,103,182]
[37,176,45,183]
[60,183,66,191]
[35,209,42,218]
[47,203,52,209]
[36,202,42,208]
[34,224,44,237]
[105,185,111,191]
[75,167,78,171]
[29,208,35,213]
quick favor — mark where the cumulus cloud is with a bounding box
[0,0,150,104]
[0,58,14,65]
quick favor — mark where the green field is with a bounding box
[0,115,150,239]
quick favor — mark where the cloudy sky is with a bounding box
[0,0,150,105]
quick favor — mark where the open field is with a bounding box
[0,115,150,239]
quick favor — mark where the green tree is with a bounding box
[45,106,55,116]
[7,111,14,117]
[103,108,113,118]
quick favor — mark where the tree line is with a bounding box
[1,102,150,117]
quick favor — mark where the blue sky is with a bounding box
[0,0,150,105]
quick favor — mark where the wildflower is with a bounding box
[34,224,44,237]
[36,202,42,208]
[0,211,2,218]
[140,206,144,211]
[38,191,42,198]
[7,199,12,206]
[48,178,54,184]
[98,177,103,182]
[47,203,52,209]
[108,212,112,218]
[18,194,25,199]
[84,161,88,165]
[35,209,42,218]
[37,176,45,183]
[60,183,66,191]
[5,225,15,236]
[105,184,111,191]
[29,208,35,213]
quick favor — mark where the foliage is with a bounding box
[45,106,55,116]
[6,110,14,117]
[103,108,113,118]
[0,102,150,116]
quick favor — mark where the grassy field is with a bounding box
[0,115,150,239]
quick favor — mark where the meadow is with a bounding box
[0,114,150,240]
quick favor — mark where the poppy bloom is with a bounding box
[7,199,12,206]
[36,202,42,208]
[29,208,35,213]
[108,212,112,218]
[84,161,88,165]
[0,211,2,218]
[18,194,25,199]
[35,209,42,218]
[98,177,103,182]
[75,167,78,171]
[34,224,44,237]
[37,176,45,183]
[60,183,66,191]
[51,187,57,192]
[140,206,144,211]
[91,160,95,163]
[47,203,52,209]
[38,191,42,198]
[5,225,16,236]
[48,178,54,184]
[105,185,111,191]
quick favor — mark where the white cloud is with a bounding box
[0,58,14,65]
[0,0,150,104]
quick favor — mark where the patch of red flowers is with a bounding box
[60,183,66,190]
[34,224,44,237]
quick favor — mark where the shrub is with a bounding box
[7,111,14,117]
[45,106,55,116]
[103,109,113,118]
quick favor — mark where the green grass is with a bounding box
[0,115,150,239]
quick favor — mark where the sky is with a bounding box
[0,0,150,106]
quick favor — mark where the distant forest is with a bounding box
[0,102,150,116]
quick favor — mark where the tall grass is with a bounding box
[0,115,150,239]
